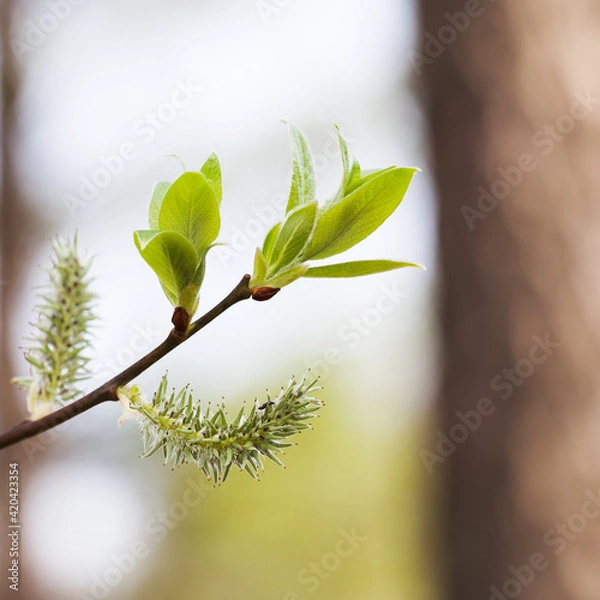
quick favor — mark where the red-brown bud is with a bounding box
[172,307,191,334]
[251,287,281,302]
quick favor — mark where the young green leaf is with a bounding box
[344,166,397,196]
[264,264,309,288]
[149,181,171,229]
[200,153,223,206]
[179,279,202,316]
[134,230,199,302]
[303,260,423,278]
[285,122,316,214]
[322,128,398,212]
[269,201,317,272]
[263,222,282,262]
[160,281,178,306]
[302,167,417,261]
[327,125,361,209]
[158,172,220,255]
[192,252,208,287]
[251,247,268,287]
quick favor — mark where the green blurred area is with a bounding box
[131,376,439,600]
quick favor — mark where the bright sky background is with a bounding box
[9,1,437,596]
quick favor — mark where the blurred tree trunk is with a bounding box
[420,2,600,599]
[1,3,44,598]
[0,0,26,427]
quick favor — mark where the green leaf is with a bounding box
[303,167,417,261]
[264,264,309,289]
[303,260,423,278]
[322,128,401,212]
[345,166,397,196]
[263,222,281,262]
[160,281,178,306]
[269,201,317,272]
[149,181,171,229]
[158,172,221,255]
[330,125,361,206]
[179,279,202,316]
[192,255,207,287]
[251,247,268,286]
[134,230,199,302]
[285,122,316,214]
[200,153,223,206]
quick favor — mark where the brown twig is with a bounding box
[0,274,252,450]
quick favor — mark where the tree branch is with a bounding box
[0,274,252,450]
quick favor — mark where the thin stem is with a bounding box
[0,274,252,450]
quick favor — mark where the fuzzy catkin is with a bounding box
[13,237,95,420]
[126,372,323,484]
